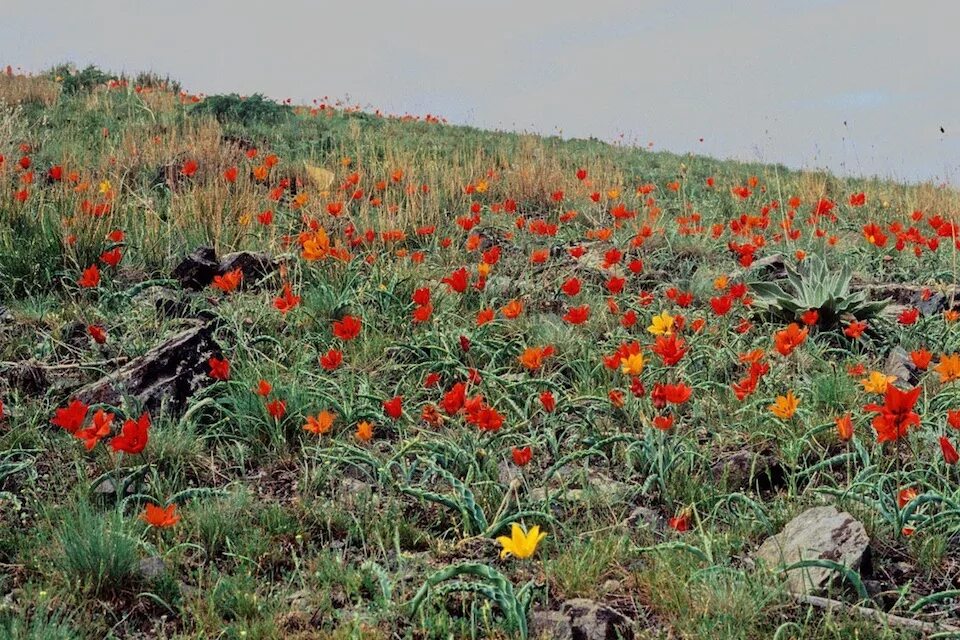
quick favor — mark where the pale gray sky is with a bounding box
[2,1,958,184]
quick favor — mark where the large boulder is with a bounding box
[755,506,869,594]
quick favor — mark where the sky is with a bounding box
[2,0,958,184]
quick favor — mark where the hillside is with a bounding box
[1,67,959,639]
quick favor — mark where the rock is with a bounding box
[5,361,49,396]
[0,306,13,324]
[498,459,522,485]
[884,346,918,387]
[530,610,573,639]
[755,506,869,595]
[76,321,219,415]
[218,250,276,284]
[172,246,278,290]
[562,598,633,640]
[625,506,662,531]
[711,449,780,491]
[138,556,165,580]
[173,247,220,290]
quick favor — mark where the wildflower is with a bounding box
[51,399,89,434]
[76,409,114,450]
[647,310,674,336]
[501,299,523,319]
[100,248,122,268]
[383,396,403,420]
[266,399,287,420]
[865,385,922,443]
[620,351,645,376]
[563,305,590,325]
[212,268,242,293]
[273,282,301,313]
[897,487,918,509]
[861,371,896,394]
[539,391,556,413]
[304,411,335,435]
[800,309,819,326]
[208,357,230,380]
[476,308,495,326]
[773,324,808,356]
[441,268,469,293]
[949,409,960,430]
[939,436,959,465]
[332,315,362,341]
[109,413,151,454]
[844,319,868,339]
[496,523,546,560]
[355,421,373,442]
[652,383,692,407]
[898,308,920,325]
[512,446,532,466]
[652,415,674,431]
[911,349,933,370]
[519,345,554,371]
[78,265,100,288]
[651,334,687,366]
[320,348,343,370]
[223,166,238,183]
[935,354,960,383]
[88,325,107,344]
[710,295,732,316]
[256,380,272,397]
[836,413,854,441]
[769,391,799,419]
[668,508,692,532]
[561,277,581,296]
[141,503,180,529]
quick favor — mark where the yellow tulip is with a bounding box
[647,311,674,336]
[496,523,547,560]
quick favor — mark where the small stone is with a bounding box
[138,556,165,580]
[884,346,918,387]
[562,598,634,640]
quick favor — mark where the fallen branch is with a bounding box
[790,592,960,634]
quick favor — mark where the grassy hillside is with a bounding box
[1,67,959,639]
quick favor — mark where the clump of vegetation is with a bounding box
[750,253,889,327]
[190,93,291,126]
[47,63,116,94]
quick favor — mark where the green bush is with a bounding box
[190,93,291,126]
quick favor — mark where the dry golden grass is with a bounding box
[0,73,61,106]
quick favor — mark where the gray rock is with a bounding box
[531,599,634,640]
[530,610,573,639]
[711,449,778,490]
[562,598,634,640]
[625,506,663,531]
[755,506,869,594]
[884,346,918,387]
[138,556,165,580]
